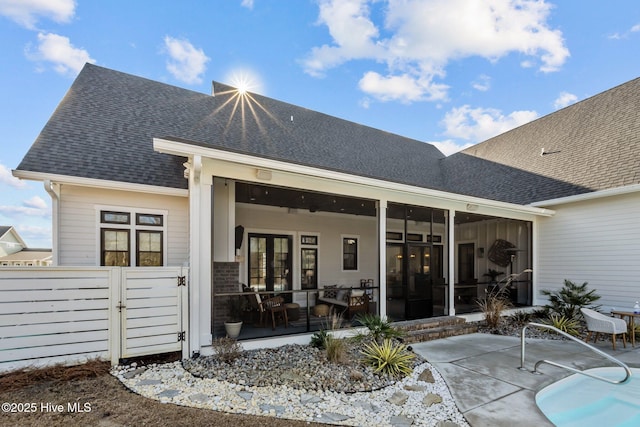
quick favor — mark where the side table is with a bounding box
[611,310,640,347]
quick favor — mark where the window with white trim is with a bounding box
[99,209,165,266]
[342,235,359,271]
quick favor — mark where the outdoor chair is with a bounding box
[259,296,289,330]
[581,308,627,350]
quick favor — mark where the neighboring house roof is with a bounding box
[17,64,446,192]
[0,225,27,257]
[0,249,52,262]
[15,64,640,205]
[444,78,640,204]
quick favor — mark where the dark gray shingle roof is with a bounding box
[16,64,640,206]
[443,77,640,204]
[17,64,446,191]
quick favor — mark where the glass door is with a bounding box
[248,234,292,295]
[386,244,404,320]
[406,244,433,319]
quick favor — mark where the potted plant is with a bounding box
[224,295,245,339]
[483,268,505,284]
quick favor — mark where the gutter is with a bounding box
[43,180,60,266]
[530,183,640,208]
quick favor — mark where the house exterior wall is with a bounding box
[536,191,640,311]
[0,231,24,257]
[56,185,189,266]
[236,203,378,307]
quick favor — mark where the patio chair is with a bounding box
[580,308,627,350]
[259,296,289,330]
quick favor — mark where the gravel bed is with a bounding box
[183,341,426,394]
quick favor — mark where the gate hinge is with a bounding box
[177,331,186,342]
[177,276,186,287]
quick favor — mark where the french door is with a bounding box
[248,234,292,294]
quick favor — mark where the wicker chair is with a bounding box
[581,308,627,350]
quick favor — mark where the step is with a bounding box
[393,316,466,332]
[400,323,478,344]
[391,316,478,344]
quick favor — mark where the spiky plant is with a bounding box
[543,313,580,336]
[360,339,415,378]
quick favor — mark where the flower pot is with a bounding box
[224,321,243,339]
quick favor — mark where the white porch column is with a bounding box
[187,155,213,356]
[448,209,456,316]
[377,199,387,318]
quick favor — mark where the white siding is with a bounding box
[537,192,640,311]
[58,185,189,266]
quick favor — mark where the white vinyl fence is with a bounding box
[0,267,188,373]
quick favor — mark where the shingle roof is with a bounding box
[443,77,640,204]
[16,64,640,205]
[0,226,10,239]
[17,64,446,191]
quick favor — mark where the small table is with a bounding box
[611,310,640,347]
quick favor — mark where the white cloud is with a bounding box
[163,36,210,85]
[241,0,254,10]
[608,23,640,39]
[442,105,538,142]
[0,198,50,218]
[26,32,95,76]
[472,74,491,92]
[358,71,448,103]
[0,163,26,188]
[553,91,578,109]
[0,0,75,29]
[15,224,51,246]
[429,139,474,156]
[303,0,569,103]
[632,24,640,32]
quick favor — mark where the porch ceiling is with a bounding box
[235,182,377,216]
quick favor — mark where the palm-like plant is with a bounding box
[354,313,404,343]
[541,279,601,319]
[360,339,414,378]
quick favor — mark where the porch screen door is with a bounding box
[248,234,292,293]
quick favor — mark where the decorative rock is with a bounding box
[189,393,209,402]
[300,393,322,404]
[423,392,443,406]
[389,415,414,427]
[404,384,426,391]
[436,421,462,427]
[136,379,162,386]
[157,389,181,399]
[237,391,253,401]
[387,391,409,405]
[123,367,147,379]
[418,369,435,383]
[317,412,351,422]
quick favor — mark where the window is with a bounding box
[102,229,130,266]
[342,236,358,271]
[99,209,165,266]
[301,248,317,290]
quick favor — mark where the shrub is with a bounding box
[310,329,329,349]
[211,337,243,363]
[325,335,347,364]
[508,310,533,325]
[541,279,601,319]
[360,339,415,378]
[355,313,404,343]
[477,289,512,329]
[543,313,580,336]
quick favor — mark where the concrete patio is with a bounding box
[411,333,640,427]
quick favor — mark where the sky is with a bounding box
[1,0,639,248]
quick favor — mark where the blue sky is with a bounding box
[1,0,639,248]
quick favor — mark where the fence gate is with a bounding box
[119,267,188,359]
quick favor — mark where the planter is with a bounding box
[224,321,243,339]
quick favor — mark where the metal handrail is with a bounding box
[520,322,632,385]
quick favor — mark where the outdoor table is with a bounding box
[611,310,640,347]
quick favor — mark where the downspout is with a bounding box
[43,180,60,266]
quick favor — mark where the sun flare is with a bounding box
[227,68,263,95]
